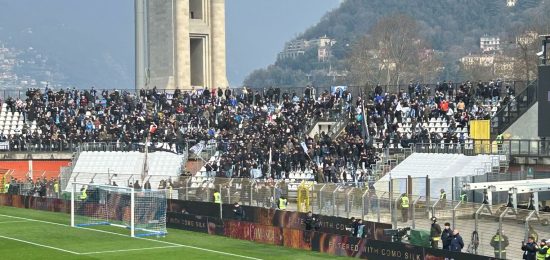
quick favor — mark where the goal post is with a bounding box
[71,182,167,237]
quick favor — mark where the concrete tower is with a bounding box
[135,0,229,90]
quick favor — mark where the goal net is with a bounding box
[71,183,167,237]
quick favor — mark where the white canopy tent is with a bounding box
[66,151,185,192]
[375,153,502,198]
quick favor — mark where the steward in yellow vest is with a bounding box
[214,191,221,204]
[278,196,288,210]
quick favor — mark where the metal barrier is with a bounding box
[171,177,550,259]
[0,81,528,101]
[411,139,550,158]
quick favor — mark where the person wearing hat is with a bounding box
[490,228,509,259]
[537,239,548,260]
[522,236,537,260]
[430,217,442,248]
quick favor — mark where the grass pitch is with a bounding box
[0,206,337,260]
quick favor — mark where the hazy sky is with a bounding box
[226,0,341,85]
[0,0,341,88]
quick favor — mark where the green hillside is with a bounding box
[244,0,548,88]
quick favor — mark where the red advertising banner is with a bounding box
[224,220,283,246]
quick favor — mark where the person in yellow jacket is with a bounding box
[214,191,221,204]
[53,181,59,198]
[400,193,409,222]
[490,229,509,259]
[278,196,288,210]
[80,186,88,200]
[536,239,548,260]
[460,190,467,203]
[496,134,504,150]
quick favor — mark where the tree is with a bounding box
[458,63,495,82]
[347,14,440,86]
[507,13,549,82]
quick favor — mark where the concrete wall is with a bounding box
[0,159,71,180]
[146,0,175,89]
[211,0,228,88]
[138,0,227,90]
[504,102,539,139]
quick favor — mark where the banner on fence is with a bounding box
[166,212,209,233]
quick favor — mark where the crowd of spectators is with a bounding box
[4,176,58,198]
[0,86,377,183]
[367,80,515,148]
[0,80,517,182]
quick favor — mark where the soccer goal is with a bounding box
[71,182,168,237]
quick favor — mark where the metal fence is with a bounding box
[3,172,546,259]
[1,140,191,154]
[408,139,550,158]
[0,80,528,101]
[170,176,550,259]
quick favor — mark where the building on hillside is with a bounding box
[460,54,495,67]
[516,31,539,46]
[278,39,309,60]
[506,0,517,7]
[278,35,336,62]
[480,35,501,53]
[460,53,516,79]
[311,35,337,62]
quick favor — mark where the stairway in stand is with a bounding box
[490,80,538,139]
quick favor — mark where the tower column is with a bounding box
[210,0,228,89]
[135,0,146,90]
[175,0,191,89]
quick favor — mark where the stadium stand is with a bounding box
[0,80,520,186]
[367,80,515,149]
[375,153,505,197]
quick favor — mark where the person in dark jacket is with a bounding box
[144,180,152,190]
[303,211,316,244]
[350,217,358,237]
[304,211,316,231]
[449,229,464,252]
[133,180,141,190]
[232,202,245,221]
[430,217,442,248]
[522,236,537,260]
[441,222,453,250]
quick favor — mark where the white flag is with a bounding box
[300,142,308,154]
[189,141,205,155]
